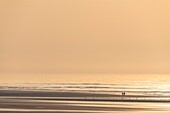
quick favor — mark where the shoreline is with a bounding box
[0,90,170,103]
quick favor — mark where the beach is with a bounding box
[1,83,170,113]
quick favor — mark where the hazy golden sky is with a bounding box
[1,0,170,76]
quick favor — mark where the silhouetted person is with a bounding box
[122,92,126,96]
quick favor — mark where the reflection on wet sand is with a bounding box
[1,90,170,113]
[1,82,170,113]
[1,98,170,113]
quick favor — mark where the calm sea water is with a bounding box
[1,74,170,96]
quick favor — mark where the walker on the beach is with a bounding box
[122,92,126,96]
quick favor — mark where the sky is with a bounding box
[1,0,170,81]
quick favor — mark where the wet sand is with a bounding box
[0,98,169,113]
[1,90,170,113]
[1,90,170,102]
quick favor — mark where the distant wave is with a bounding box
[0,83,170,97]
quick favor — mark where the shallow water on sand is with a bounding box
[0,74,170,112]
[0,82,170,96]
[0,99,170,113]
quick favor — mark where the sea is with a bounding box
[0,74,170,113]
